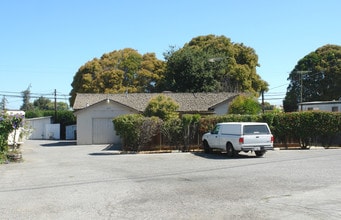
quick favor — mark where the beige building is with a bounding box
[73,92,239,145]
[299,100,341,112]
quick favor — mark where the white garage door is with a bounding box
[92,118,119,144]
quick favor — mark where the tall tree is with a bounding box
[283,44,341,112]
[158,35,268,94]
[69,48,165,106]
[0,96,7,110]
[20,86,34,111]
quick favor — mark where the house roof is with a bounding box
[73,92,239,112]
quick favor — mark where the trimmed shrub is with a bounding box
[138,117,163,150]
[113,114,144,151]
[182,114,201,151]
[144,95,179,120]
[161,117,182,147]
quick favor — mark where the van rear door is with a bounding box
[242,124,272,147]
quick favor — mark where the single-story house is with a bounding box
[299,99,341,112]
[73,92,239,145]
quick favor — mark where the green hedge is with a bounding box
[199,112,341,148]
[112,112,341,151]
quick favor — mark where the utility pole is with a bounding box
[261,90,265,114]
[296,71,311,111]
[54,89,57,123]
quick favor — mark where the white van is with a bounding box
[202,122,274,157]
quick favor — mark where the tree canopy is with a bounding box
[159,35,269,94]
[228,94,261,115]
[69,35,269,107]
[33,96,68,110]
[69,48,165,106]
[283,44,341,112]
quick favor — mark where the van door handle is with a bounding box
[256,136,259,138]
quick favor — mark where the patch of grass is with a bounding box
[0,152,9,164]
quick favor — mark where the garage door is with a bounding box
[92,118,119,144]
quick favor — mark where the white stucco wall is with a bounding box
[213,102,229,115]
[45,124,60,140]
[26,117,52,139]
[75,101,138,145]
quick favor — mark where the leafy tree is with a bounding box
[158,35,269,94]
[48,102,69,111]
[144,95,179,120]
[284,44,341,112]
[33,96,50,110]
[69,48,166,106]
[228,95,261,115]
[33,96,68,110]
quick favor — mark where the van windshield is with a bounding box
[211,125,220,134]
[243,125,270,135]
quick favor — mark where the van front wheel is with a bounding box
[203,141,211,154]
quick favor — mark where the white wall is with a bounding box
[45,124,60,140]
[26,117,52,139]
[66,125,77,140]
[214,102,229,115]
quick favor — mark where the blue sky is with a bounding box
[1,0,340,109]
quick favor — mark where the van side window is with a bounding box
[211,125,220,134]
[243,125,270,135]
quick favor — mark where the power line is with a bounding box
[269,83,289,90]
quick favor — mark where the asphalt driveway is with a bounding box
[1,140,341,219]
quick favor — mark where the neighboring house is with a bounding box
[299,100,341,112]
[26,116,60,140]
[73,92,239,145]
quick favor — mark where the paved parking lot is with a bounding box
[1,140,341,220]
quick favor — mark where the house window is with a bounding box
[307,107,314,111]
[332,106,339,112]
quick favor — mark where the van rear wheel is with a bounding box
[226,143,235,157]
[255,151,266,157]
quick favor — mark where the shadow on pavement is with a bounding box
[40,141,77,147]
[191,151,257,160]
[89,144,122,156]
